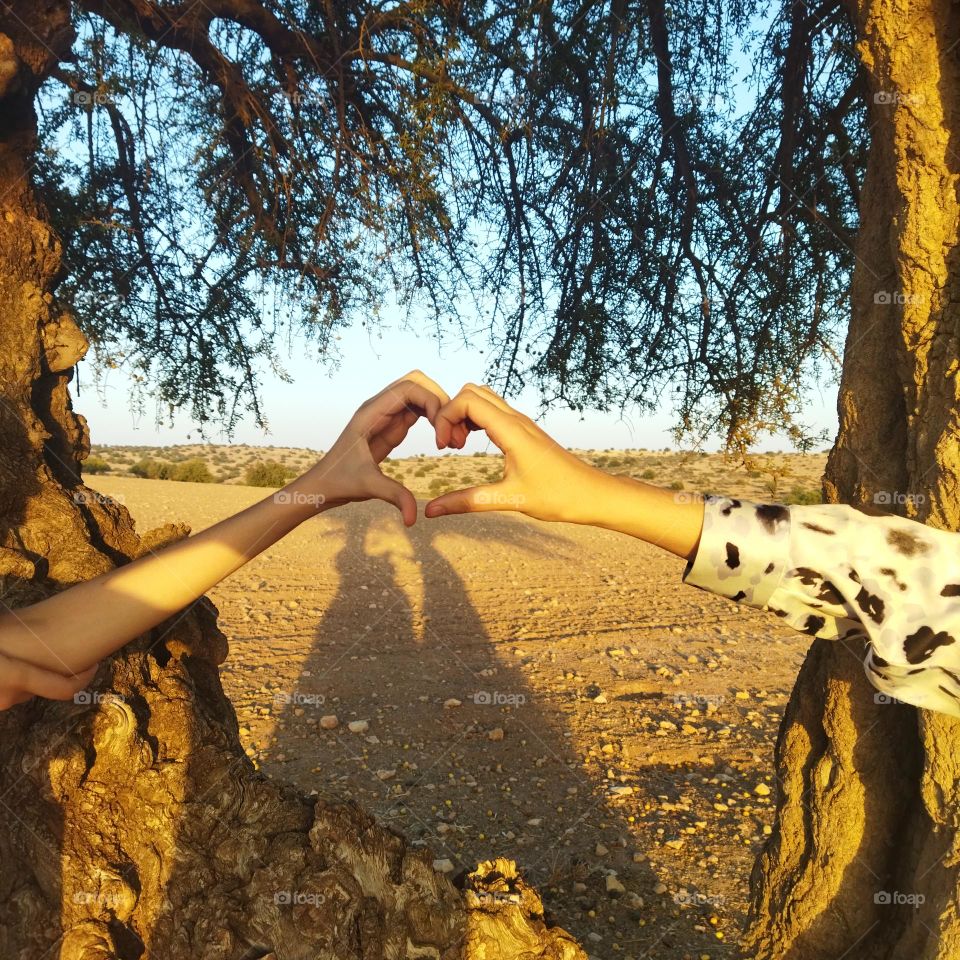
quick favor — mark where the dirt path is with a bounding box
[93,475,811,960]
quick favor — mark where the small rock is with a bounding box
[605,874,626,896]
[443,698,462,709]
[488,727,505,741]
[348,720,370,734]
[319,715,339,730]
[754,782,772,797]
[433,858,455,874]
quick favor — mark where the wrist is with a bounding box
[563,471,705,559]
[552,462,619,525]
[274,473,335,524]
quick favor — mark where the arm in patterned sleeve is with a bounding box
[682,495,960,719]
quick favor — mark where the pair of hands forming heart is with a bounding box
[286,370,601,528]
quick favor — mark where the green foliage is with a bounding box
[784,486,823,505]
[31,0,865,449]
[641,468,656,480]
[130,458,174,479]
[668,480,684,491]
[130,456,214,482]
[174,459,215,483]
[84,456,110,474]
[244,460,293,487]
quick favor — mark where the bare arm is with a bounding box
[0,371,449,690]
[423,384,705,560]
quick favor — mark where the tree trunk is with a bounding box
[0,7,584,958]
[745,0,960,957]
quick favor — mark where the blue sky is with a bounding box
[79,306,840,456]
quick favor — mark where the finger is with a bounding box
[370,409,418,463]
[388,370,450,408]
[363,380,446,434]
[424,481,522,518]
[4,659,99,703]
[434,387,523,452]
[365,471,418,527]
[471,384,513,413]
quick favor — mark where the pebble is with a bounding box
[754,782,772,797]
[433,859,455,873]
[488,728,505,741]
[605,874,626,896]
[319,715,338,730]
[348,720,370,734]
[443,698,462,709]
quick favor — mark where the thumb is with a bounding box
[366,471,418,527]
[425,482,520,518]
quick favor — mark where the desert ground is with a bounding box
[89,447,829,960]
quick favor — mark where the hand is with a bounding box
[289,371,451,526]
[0,653,98,711]
[424,384,705,559]
[423,384,601,523]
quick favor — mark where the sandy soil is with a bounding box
[91,469,820,960]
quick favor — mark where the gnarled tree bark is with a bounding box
[0,4,585,957]
[746,0,960,957]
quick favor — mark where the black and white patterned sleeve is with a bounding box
[682,494,960,718]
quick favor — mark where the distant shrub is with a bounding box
[785,486,822,505]
[174,459,215,483]
[428,478,448,494]
[84,456,110,474]
[244,460,292,487]
[414,467,427,477]
[641,468,656,480]
[130,458,175,479]
[668,480,684,491]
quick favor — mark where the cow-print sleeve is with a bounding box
[683,495,960,719]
